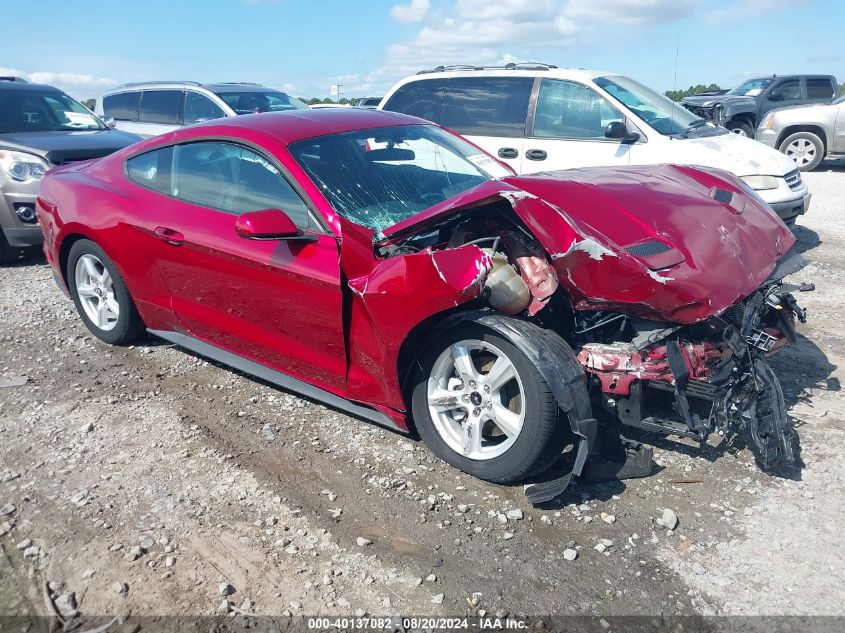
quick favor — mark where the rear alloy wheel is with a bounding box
[411,324,570,483]
[67,239,144,345]
[727,120,754,137]
[779,131,824,172]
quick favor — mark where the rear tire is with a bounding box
[727,120,754,137]
[66,239,144,345]
[779,131,824,172]
[410,323,571,483]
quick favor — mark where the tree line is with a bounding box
[665,82,845,102]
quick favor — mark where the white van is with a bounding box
[379,64,810,224]
[95,81,308,138]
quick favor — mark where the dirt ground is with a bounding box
[1,161,844,626]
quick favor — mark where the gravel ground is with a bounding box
[1,161,843,624]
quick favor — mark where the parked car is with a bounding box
[0,77,139,263]
[353,97,383,108]
[37,109,808,500]
[681,74,838,137]
[756,94,845,171]
[379,64,811,225]
[95,81,308,138]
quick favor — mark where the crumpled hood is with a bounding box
[504,165,795,322]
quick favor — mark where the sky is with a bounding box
[2,0,843,101]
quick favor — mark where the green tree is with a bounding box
[82,98,96,110]
[665,83,724,102]
[839,82,845,96]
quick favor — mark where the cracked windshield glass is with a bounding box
[289,124,511,236]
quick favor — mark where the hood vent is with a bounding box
[625,240,670,257]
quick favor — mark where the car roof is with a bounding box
[400,66,613,82]
[206,83,283,94]
[182,108,425,145]
[0,81,62,93]
[103,81,289,95]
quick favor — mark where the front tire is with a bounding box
[66,239,144,345]
[779,131,824,171]
[727,120,754,137]
[411,323,570,483]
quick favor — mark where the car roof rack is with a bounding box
[0,76,28,82]
[213,82,264,86]
[417,62,558,75]
[114,80,205,89]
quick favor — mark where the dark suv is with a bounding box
[681,74,838,137]
[0,77,140,263]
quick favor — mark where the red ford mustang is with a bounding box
[37,109,808,502]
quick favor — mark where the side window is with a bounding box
[103,92,140,121]
[770,80,801,101]
[440,77,533,137]
[382,79,447,123]
[139,90,183,125]
[806,79,835,100]
[183,92,226,125]
[126,147,173,194]
[533,79,625,139]
[172,142,312,227]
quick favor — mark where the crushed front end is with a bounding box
[573,251,811,469]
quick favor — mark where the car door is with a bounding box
[438,76,532,173]
[521,78,632,172]
[132,139,348,392]
[183,91,227,125]
[126,90,184,137]
[761,79,803,118]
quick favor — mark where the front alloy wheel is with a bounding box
[411,323,573,484]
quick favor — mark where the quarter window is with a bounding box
[183,92,226,125]
[139,90,183,125]
[126,147,173,194]
[534,79,624,139]
[171,142,312,227]
[382,78,447,123]
[806,79,834,99]
[103,92,140,121]
[440,77,533,137]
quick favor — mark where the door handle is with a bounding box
[154,226,185,246]
[525,149,547,161]
[498,147,519,159]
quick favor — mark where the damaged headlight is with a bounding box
[740,175,780,191]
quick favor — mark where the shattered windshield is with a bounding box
[289,124,509,234]
[728,78,773,96]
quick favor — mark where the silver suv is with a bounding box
[756,94,845,171]
[0,77,139,263]
[95,81,308,138]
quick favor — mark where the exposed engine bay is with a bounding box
[378,194,811,481]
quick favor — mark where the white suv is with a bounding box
[380,64,810,225]
[95,81,308,138]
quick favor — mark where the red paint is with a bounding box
[37,109,797,425]
[235,208,300,239]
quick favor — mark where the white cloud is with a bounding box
[0,66,115,98]
[390,0,431,23]
[704,0,809,26]
[562,0,698,25]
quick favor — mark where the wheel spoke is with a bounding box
[451,345,478,381]
[491,402,522,438]
[96,301,109,328]
[461,418,483,456]
[428,388,463,413]
[105,296,120,318]
[484,357,516,393]
[81,256,99,281]
[76,283,98,299]
[100,268,113,288]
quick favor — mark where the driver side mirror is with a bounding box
[605,121,640,143]
[235,208,315,242]
[102,115,117,129]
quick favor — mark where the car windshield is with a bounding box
[289,124,510,235]
[215,90,308,114]
[594,75,701,136]
[0,89,106,133]
[727,79,773,96]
